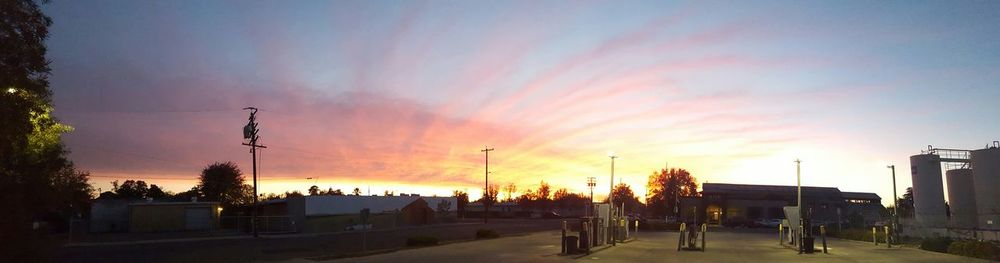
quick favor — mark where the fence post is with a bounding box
[779,223,784,245]
[701,223,706,252]
[885,226,891,248]
[872,227,878,246]
[821,225,827,254]
[677,223,686,251]
[561,220,567,254]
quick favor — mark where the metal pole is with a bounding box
[796,159,802,253]
[889,165,898,244]
[481,146,494,224]
[609,155,617,246]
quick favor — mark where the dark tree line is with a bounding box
[0,1,94,259]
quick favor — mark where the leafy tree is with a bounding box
[481,183,499,206]
[0,1,94,259]
[115,180,149,199]
[536,181,551,201]
[147,184,169,199]
[453,190,469,218]
[197,161,252,207]
[896,187,914,218]
[284,190,304,197]
[325,188,344,195]
[608,183,643,214]
[646,168,698,218]
[308,185,320,195]
[170,187,201,202]
[352,187,361,196]
[503,183,517,202]
[552,188,588,209]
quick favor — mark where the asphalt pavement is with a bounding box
[287,228,993,263]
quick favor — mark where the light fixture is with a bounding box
[6,88,16,94]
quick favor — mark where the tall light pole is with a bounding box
[608,153,618,246]
[481,146,494,224]
[795,159,802,253]
[888,164,898,243]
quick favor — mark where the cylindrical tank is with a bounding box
[946,169,977,228]
[972,146,1000,230]
[910,154,946,227]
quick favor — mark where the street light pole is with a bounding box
[795,159,802,253]
[888,164,898,244]
[609,154,618,246]
[481,146,494,224]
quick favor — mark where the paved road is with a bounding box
[288,229,992,263]
[56,219,562,263]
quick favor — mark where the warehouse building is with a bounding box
[259,195,458,233]
[678,183,884,227]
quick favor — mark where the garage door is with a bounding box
[185,207,212,230]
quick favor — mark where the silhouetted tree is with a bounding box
[285,190,304,197]
[608,183,643,215]
[308,185,320,195]
[197,162,251,207]
[170,187,201,202]
[453,190,469,218]
[481,183,499,207]
[503,183,517,202]
[895,187,914,218]
[352,187,361,196]
[0,1,95,259]
[536,181,551,201]
[115,180,149,199]
[646,168,698,218]
[147,184,169,199]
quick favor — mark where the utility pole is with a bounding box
[888,164,898,244]
[242,107,267,238]
[609,154,618,246]
[481,146,494,224]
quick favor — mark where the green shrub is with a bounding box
[406,236,439,247]
[920,237,954,253]
[476,229,499,239]
[948,240,1000,261]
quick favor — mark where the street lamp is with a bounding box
[608,152,618,246]
[6,87,16,94]
[888,164,898,244]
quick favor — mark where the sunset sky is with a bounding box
[44,1,1000,205]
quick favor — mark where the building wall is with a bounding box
[129,203,220,233]
[90,200,130,233]
[130,205,186,232]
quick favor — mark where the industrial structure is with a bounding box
[677,183,884,227]
[908,141,1000,232]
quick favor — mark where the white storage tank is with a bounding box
[945,169,977,228]
[910,154,947,227]
[972,145,1000,230]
